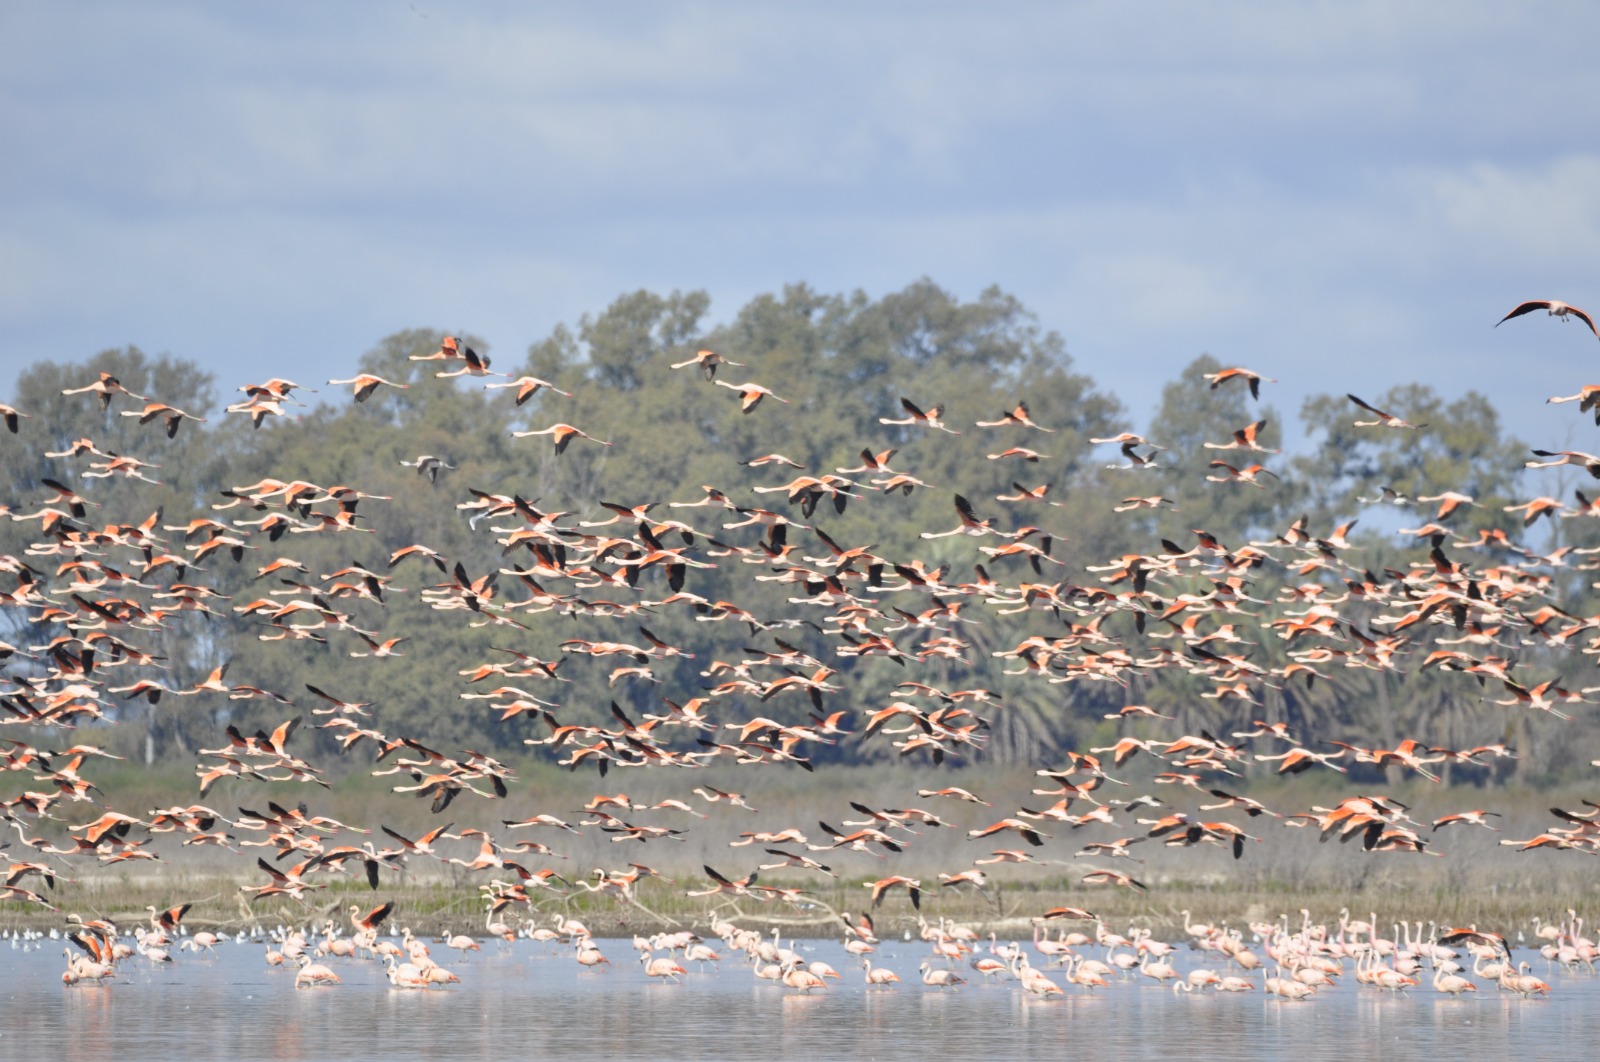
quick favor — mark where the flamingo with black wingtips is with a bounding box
[1202,366,1276,399]
[512,423,613,455]
[1496,299,1598,339]
[327,373,410,402]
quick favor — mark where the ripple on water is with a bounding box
[9,940,1592,1062]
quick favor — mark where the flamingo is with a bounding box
[864,875,922,909]
[1525,448,1600,477]
[670,349,745,380]
[511,423,613,454]
[1496,299,1599,339]
[349,902,395,934]
[1203,419,1280,452]
[0,401,30,433]
[574,942,610,972]
[293,954,342,988]
[1016,960,1064,997]
[976,400,1054,432]
[485,908,515,944]
[420,962,462,986]
[1432,965,1476,998]
[714,380,789,413]
[327,373,409,401]
[179,932,222,956]
[861,958,900,986]
[780,963,827,993]
[880,397,961,434]
[445,933,481,958]
[1546,384,1600,423]
[486,375,574,403]
[399,455,455,483]
[1206,461,1280,487]
[384,954,429,989]
[60,371,147,409]
[918,961,965,989]
[684,943,721,972]
[1348,394,1426,430]
[413,336,497,378]
[1503,963,1553,997]
[969,955,1010,981]
[1263,966,1316,1001]
[642,955,687,983]
[1139,954,1178,986]
[1066,955,1109,991]
[1202,366,1276,399]
[1431,810,1501,832]
[119,401,206,438]
[1029,921,1074,965]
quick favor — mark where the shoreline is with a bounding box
[10,875,1593,941]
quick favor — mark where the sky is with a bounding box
[3,1,1599,452]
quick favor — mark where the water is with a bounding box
[2,938,1589,1061]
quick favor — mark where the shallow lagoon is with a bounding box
[4,936,1589,1062]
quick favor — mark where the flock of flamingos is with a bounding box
[22,902,1587,999]
[2,296,1599,1002]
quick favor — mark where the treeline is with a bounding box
[1,279,1595,784]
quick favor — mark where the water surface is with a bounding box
[4,937,1588,1062]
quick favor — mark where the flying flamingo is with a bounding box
[1546,384,1600,424]
[1203,420,1279,453]
[511,423,613,454]
[486,375,574,404]
[976,400,1054,432]
[0,402,30,433]
[411,336,498,378]
[1347,394,1426,429]
[119,401,207,438]
[1202,366,1276,399]
[714,380,789,413]
[327,374,410,402]
[880,397,961,434]
[1206,461,1281,487]
[1526,449,1600,478]
[670,349,745,380]
[60,371,147,409]
[1496,299,1598,339]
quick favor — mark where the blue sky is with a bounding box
[3,1,1598,450]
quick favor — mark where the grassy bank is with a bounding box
[6,871,1594,941]
[8,763,1596,939]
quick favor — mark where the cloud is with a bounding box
[1403,156,1600,270]
[3,0,1599,456]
